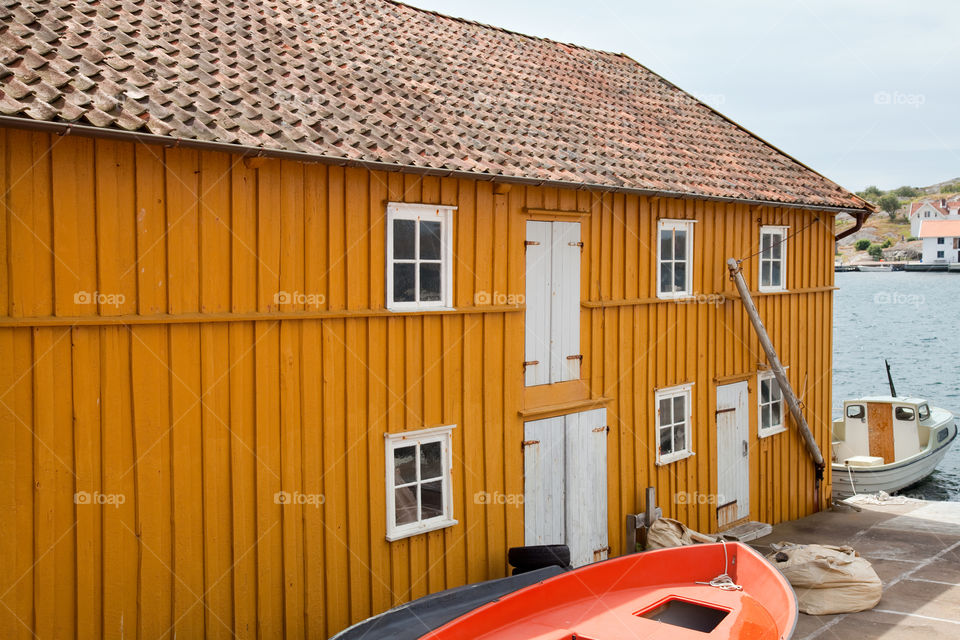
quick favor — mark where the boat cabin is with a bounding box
[833,396,935,465]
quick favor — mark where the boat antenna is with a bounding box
[885,359,898,397]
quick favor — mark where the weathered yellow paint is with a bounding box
[0,130,836,638]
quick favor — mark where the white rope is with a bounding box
[847,463,858,496]
[696,539,743,591]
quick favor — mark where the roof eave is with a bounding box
[0,115,875,216]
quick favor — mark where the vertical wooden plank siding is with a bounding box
[0,132,838,638]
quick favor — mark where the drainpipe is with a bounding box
[726,259,826,509]
[835,211,870,241]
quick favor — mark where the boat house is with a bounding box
[0,0,874,636]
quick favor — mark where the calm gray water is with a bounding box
[833,271,960,501]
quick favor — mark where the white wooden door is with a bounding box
[716,382,750,528]
[524,409,607,567]
[524,220,581,386]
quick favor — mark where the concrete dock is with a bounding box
[750,496,960,639]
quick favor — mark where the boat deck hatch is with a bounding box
[635,598,730,633]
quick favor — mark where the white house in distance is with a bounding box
[909,195,960,237]
[918,219,960,263]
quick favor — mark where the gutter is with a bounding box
[0,115,875,217]
[835,210,872,241]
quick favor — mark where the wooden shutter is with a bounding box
[523,416,565,546]
[524,221,552,387]
[553,222,581,383]
[564,408,607,566]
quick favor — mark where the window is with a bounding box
[385,425,456,541]
[386,203,455,310]
[937,251,945,258]
[657,220,694,298]
[846,404,865,420]
[655,384,693,464]
[938,237,945,244]
[894,406,916,421]
[918,404,931,421]
[759,226,788,291]
[758,372,786,437]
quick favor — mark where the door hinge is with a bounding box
[522,360,539,369]
[521,439,540,448]
[716,407,736,415]
[566,354,583,362]
[592,425,609,434]
[524,240,540,247]
[593,546,610,556]
[569,241,584,249]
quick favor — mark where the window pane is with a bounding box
[395,486,418,525]
[660,230,673,260]
[420,480,444,519]
[659,397,672,426]
[660,263,672,293]
[771,261,781,286]
[771,236,782,259]
[673,396,685,424]
[393,445,417,485]
[761,261,771,287]
[770,380,781,401]
[674,261,686,291]
[659,426,672,455]
[420,442,442,480]
[673,424,686,452]
[393,263,416,302]
[420,263,442,302]
[761,405,771,430]
[394,219,416,260]
[771,400,781,427]
[420,220,442,260]
[760,379,770,403]
[761,232,772,253]
[674,230,686,260]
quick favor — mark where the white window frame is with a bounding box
[386,203,455,311]
[656,219,695,299]
[757,370,787,438]
[655,383,694,465]
[384,424,457,541]
[758,225,788,292]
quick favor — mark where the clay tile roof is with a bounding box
[918,219,960,238]
[0,0,872,211]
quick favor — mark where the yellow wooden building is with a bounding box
[0,0,874,638]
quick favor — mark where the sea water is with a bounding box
[833,271,960,501]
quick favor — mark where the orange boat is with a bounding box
[422,542,796,640]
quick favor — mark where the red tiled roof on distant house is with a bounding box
[0,0,872,212]
[918,219,960,238]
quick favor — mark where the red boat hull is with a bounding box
[422,542,797,639]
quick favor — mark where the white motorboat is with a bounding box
[856,265,893,272]
[831,395,957,497]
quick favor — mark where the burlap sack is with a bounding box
[766,542,882,615]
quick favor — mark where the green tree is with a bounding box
[868,244,883,260]
[881,238,892,248]
[942,183,960,194]
[894,185,919,198]
[859,185,884,199]
[878,194,901,219]
[855,239,871,251]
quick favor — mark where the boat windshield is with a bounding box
[918,404,931,421]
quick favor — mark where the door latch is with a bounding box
[742,440,749,457]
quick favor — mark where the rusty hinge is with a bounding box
[593,546,610,556]
[715,407,736,415]
[524,240,540,247]
[522,360,539,369]
[521,439,540,448]
[566,354,583,361]
[592,425,609,434]
[568,241,584,249]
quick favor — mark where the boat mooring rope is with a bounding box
[847,464,858,496]
[696,540,743,591]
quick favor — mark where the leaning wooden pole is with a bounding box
[726,259,826,478]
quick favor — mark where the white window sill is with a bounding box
[386,306,455,313]
[656,292,694,301]
[386,517,458,542]
[758,287,787,294]
[758,426,787,439]
[656,450,695,466]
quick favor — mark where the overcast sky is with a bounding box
[403,0,959,193]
